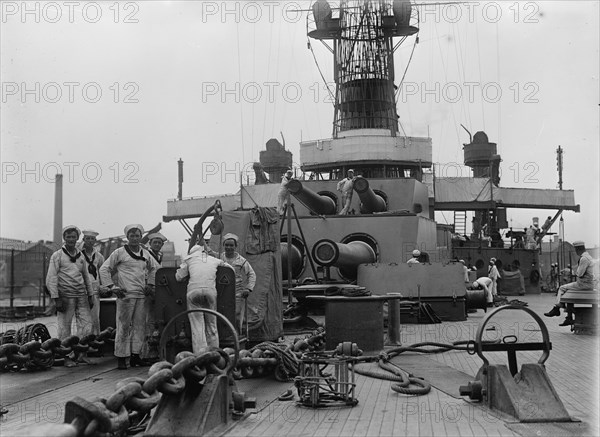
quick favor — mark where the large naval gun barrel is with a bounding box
[353,176,387,213]
[312,239,376,268]
[287,179,337,215]
[281,241,303,280]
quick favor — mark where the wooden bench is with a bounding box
[561,289,599,334]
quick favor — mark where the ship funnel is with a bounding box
[287,179,337,215]
[353,176,387,213]
[53,174,63,244]
[177,158,184,200]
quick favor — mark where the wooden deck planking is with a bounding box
[0,294,597,436]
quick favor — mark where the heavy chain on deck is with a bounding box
[27,348,231,436]
[0,325,115,372]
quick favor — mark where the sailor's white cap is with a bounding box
[222,233,239,244]
[412,249,421,257]
[147,232,167,242]
[62,226,80,238]
[124,224,144,236]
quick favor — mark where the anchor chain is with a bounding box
[0,326,115,372]
[222,327,326,381]
[29,348,230,437]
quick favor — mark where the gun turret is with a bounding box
[353,176,387,213]
[287,179,337,215]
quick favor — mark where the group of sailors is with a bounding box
[45,224,255,369]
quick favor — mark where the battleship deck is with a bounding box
[1,294,598,437]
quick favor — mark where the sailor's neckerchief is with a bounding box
[82,249,98,279]
[149,249,162,264]
[124,245,146,262]
[62,247,81,263]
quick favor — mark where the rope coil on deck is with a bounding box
[351,340,482,396]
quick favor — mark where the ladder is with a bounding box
[454,211,467,235]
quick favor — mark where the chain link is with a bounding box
[0,326,116,372]
[18,325,328,436]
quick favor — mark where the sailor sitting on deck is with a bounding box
[407,249,421,264]
[544,240,598,326]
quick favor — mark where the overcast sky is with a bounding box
[1,1,598,256]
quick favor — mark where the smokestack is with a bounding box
[53,174,63,244]
[178,158,183,200]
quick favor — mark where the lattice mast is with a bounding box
[310,0,418,138]
[334,1,398,136]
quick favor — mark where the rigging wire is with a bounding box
[308,40,335,104]
[394,36,418,101]
[271,14,283,137]
[262,16,275,151]
[251,22,256,161]
[453,20,472,139]
[474,15,485,131]
[236,21,245,166]
[434,20,462,150]
[495,20,501,148]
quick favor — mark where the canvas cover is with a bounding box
[207,209,283,342]
[498,269,526,296]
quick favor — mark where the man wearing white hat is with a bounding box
[487,258,501,299]
[99,224,159,369]
[337,169,355,215]
[176,240,234,352]
[140,232,167,362]
[459,260,470,283]
[203,233,256,331]
[46,226,94,367]
[146,232,167,264]
[407,249,421,264]
[545,241,597,326]
[81,230,105,338]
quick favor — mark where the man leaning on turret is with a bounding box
[337,169,355,215]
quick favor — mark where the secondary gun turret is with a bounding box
[353,176,387,213]
[287,179,337,215]
[312,239,377,280]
